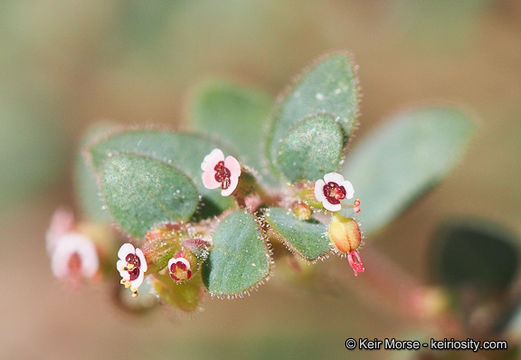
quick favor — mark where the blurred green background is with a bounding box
[1,1,520,359]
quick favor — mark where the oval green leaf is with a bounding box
[101,153,199,238]
[87,129,234,215]
[267,53,359,169]
[341,106,475,234]
[202,211,270,296]
[276,114,344,182]
[265,207,330,261]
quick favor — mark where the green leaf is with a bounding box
[87,129,233,215]
[189,80,277,184]
[264,207,330,261]
[101,153,199,238]
[267,53,359,169]
[430,218,519,295]
[341,106,475,234]
[202,211,270,296]
[74,123,115,223]
[276,114,344,182]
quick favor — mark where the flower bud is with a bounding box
[328,214,361,254]
[328,213,365,276]
[291,200,312,221]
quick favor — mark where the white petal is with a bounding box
[167,257,176,269]
[323,172,345,184]
[116,259,126,271]
[50,233,98,279]
[341,180,355,199]
[175,257,191,270]
[119,268,130,281]
[46,208,74,254]
[224,156,241,179]
[314,179,326,202]
[130,271,145,289]
[323,201,342,212]
[201,169,221,189]
[117,243,135,260]
[135,248,147,273]
[221,174,239,196]
[201,149,224,171]
[76,239,99,278]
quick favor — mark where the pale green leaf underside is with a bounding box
[189,80,278,184]
[268,53,359,168]
[265,207,330,260]
[202,211,270,296]
[276,114,344,182]
[101,154,199,238]
[341,106,475,234]
[88,129,233,213]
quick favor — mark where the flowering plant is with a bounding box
[48,52,474,313]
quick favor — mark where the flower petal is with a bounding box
[224,156,241,179]
[221,174,239,196]
[314,179,326,202]
[46,208,75,254]
[323,172,345,184]
[323,201,342,212]
[77,239,99,278]
[117,243,135,260]
[175,257,191,270]
[341,180,355,199]
[201,148,224,171]
[202,169,221,189]
[135,248,147,273]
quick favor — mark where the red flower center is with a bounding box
[170,260,192,281]
[125,253,141,281]
[214,161,231,190]
[323,182,346,204]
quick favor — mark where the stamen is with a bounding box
[214,161,232,190]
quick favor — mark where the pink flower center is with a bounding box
[124,253,141,281]
[169,260,192,281]
[67,252,82,277]
[323,182,346,204]
[214,161,231,190]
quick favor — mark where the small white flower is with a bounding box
[314,172,354,212]
[201,148,241,196]
[51,233,99,280]
[117,243,148,297]
[168,253,192,282]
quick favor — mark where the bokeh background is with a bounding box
[1,1,520,359]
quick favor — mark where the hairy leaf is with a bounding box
[265,207,330,261]
[267,53,359,170]
[101,154,199,238]
[276,114,344,182]
[88,129,233,215]
[202,211,270,296]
